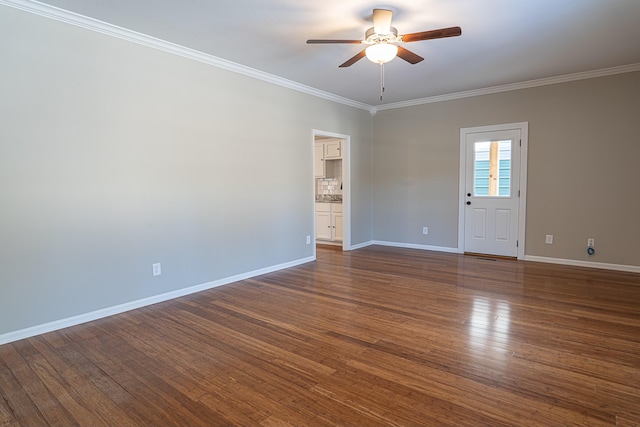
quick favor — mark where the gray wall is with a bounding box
[373,71,640,267]
[0,6,373,335]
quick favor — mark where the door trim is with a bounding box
[312,129,351,255]
[458,122,528,259]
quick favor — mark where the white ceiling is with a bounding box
[18,0,640,107]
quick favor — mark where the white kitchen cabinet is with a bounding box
[314,142,325,178]
[316,202,342,242]
[316,210,332,240]
[315,139,342,178]
[332,205,343,241]
[324,139,342,159]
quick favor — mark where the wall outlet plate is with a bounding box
[545,234,553,244]
[423,227,429,235]
[152,263,161,276]
[588,238,594,247]
[306,235,311,244]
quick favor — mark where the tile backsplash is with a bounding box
[316,159,342,195]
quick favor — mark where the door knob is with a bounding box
[466,201,471,205]
[467,193,471,197]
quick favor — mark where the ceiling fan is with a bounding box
[307,9,462,68]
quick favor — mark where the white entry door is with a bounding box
[462,127,523,257]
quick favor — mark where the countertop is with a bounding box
[316,195,342,203]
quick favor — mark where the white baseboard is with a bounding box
[0,255,315,346]
[370,243,640,273]
[372,240,459,253]
[348,240,374,250]
[524,255,640,274]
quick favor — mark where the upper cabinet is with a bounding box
[315,139,342,178]
[324,139,342,159]
[314,143,325,178]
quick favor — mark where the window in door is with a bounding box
[473,140,512,197]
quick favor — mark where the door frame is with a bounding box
[458,122,528,259]
[312,129,351,254]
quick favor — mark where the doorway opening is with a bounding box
[312,130,350,254]
[458,122,528,259]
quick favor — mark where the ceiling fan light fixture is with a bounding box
[365,43,398,64]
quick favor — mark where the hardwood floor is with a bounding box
[1,245,639,426]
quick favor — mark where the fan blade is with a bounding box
[396,46,424,64]
[401,26,462,42]
[307,39,362,44]
[339,50,367,67]
[373,9,393,35]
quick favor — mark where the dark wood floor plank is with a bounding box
[95,334,242,426]
[74,334,228,426]
[349,356,609,427]
[11,338,115,427]
[0,354,44,427]
[1,342,76,427]
[1,245,639,426]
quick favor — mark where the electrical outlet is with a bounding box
[423,226,429,235]
[306,235,311,244]
[545,234,553,244]
[588,238,594,247]
[152,263,161,276]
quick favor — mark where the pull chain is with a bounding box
[379,63,385,101]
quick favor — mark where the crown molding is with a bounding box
[0,0,372,112]
[376,63,640,111]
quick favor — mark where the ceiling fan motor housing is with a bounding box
[365,27,399,44]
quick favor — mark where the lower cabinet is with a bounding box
[316,203,343,242]
[316,209,332,240]
[332,207,343,241]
